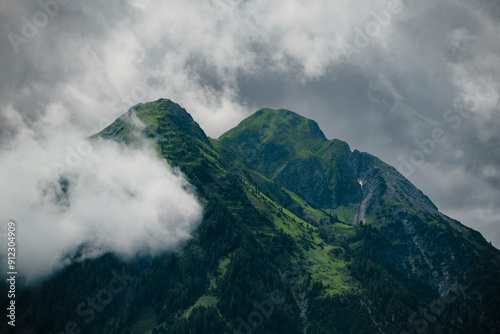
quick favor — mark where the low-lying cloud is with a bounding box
[0,105,203,283]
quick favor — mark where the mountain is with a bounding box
[220,107,500,300]
[5,98,500,334]
[219,108,363,208]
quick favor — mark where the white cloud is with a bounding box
[0,105,202,283]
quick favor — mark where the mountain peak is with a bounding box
[134,99,210,144]
[219,107,327,159]
[99,98,210,146]
[241,107,327,141]
[219,107,361,208]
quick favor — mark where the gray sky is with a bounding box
[0,0,499,278]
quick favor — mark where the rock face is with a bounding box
[349,149,500,302]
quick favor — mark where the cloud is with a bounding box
[0,104,202,283]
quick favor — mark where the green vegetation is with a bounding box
[182,295,218,319]
[218,256,231,277]
[334,204,356,224]
[284,188,328,222]
[306,245,352,296]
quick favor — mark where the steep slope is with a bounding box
[351,150,500,318]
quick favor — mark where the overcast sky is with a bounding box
[1,0,499,279]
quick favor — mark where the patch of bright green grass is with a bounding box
[332,222,356,237]
[182,295,219,319]
[284,189,329,222]
[334,205,356,224]
[218,257,231,277]
[305,245,353,296]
